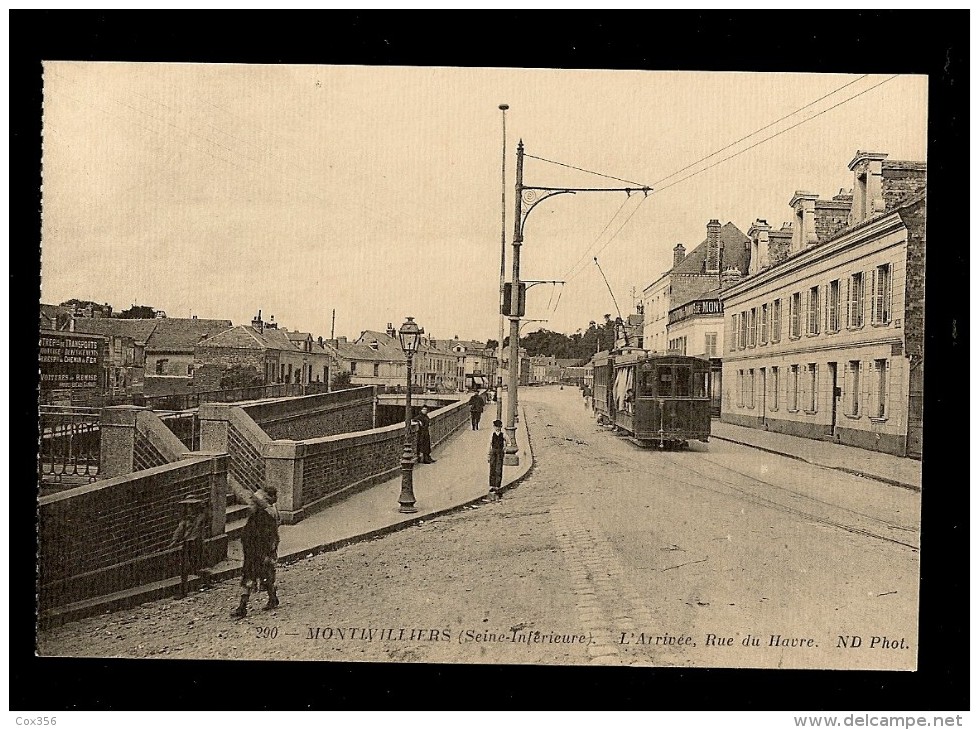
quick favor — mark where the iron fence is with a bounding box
[38,406,101,486]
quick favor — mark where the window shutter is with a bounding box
[871,267,879,323]
[883,359,890,418]
[859,361,867,416]
[886,264,893,323]
[845,277,852,328]
[865,269,873,325]
[813,364,819,412]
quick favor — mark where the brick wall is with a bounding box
[882,165,927,211]
[39,455,228,612]
[243,386,375,441]
[814,203,850,242]
[133,429,169,471]
[195,345,270,389]
[672,273,720,311]
[899,198,927,360]
[227,419,267,494]
[298,397,468,516]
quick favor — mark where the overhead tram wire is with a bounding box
[524,153,647,187]
[559,192,636,283]
[648,73,870,188]
[576,74,901,270]
[564,193,648,284]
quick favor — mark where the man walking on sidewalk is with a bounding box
[415,405,435,463]
[468,391,485,430]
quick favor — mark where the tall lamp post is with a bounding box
[496,103,509,423]
[397,316,423,513]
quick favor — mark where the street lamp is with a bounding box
[397,316,424,513]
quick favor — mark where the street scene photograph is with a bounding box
[36,62,927,672]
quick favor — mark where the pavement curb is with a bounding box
[711,435,920,492]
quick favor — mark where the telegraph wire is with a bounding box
[565,74,900,279]
[652,74,900,197]
[649,74,870,188]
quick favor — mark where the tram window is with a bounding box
[640,371,656,397]
[657,366,673,397]
[692,370,708,398]
[675,366,691,397]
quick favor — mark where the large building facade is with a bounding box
[719,151,925,457]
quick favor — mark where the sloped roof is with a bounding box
[145,318,233,352]
[72,317,160,343]
[196,325,267,350]
[672,222,751,276]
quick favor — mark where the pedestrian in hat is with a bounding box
[232,486,281,619]
[488,419,506,498]
[415,405,435,463]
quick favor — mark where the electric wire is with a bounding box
[568,74,900,279]
[524,153,648,187]
[649,74,870,188]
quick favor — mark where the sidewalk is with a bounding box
[710,420,921,491]
[42,398,535,628]
[220,396,534,571]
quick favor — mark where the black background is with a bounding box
[12,10,969,711]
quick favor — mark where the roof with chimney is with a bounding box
[431,338,490,355]
[672,222,751,276]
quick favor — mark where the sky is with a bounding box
[40,64,927,342]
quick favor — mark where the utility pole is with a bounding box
[504,139,525,466]
[496,104,508,422]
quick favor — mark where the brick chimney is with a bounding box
[705,220,721,274]
[386,322,396,338]
[789,191,819,252]
[720,267,743,288]
[251,309,264,333]
[747,219,771,275]
[673,243,686,269]
[848,151,887,224]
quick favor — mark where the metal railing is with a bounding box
[158,411,200,451]
[38,406,101,485]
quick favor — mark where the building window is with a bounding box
[747,308,757,348]
[771,299,782,343]
[807,286,820,335]
[806,363,818,412]
[373,362,380,377]
[187,364,194,376]
[705,333,717,358]
[847,360,861,416]
[760,304,768,345]
[155,359,168,375]
[848,272,865,328]
[789,293,801,338]
[739,312,748,350]
[770,366,779,411]
[747,369,755,409]
[350,362,357,374]
[729,316,737,352]
[737,370,743,408]
[828,279,841,333]
[872,264,892,324]
[873,359,888,418]
[789,364,799,411]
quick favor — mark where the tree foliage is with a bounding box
[116,305,157,319]
[219,365,263,389]
[331,370,354,390]
[496,315,622,361]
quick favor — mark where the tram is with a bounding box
[592,348,712,448]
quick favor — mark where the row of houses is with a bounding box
[39,305,502,404]
[634,149,925,458]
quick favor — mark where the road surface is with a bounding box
[38,386,920,669]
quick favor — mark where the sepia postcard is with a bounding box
[37,61,927,673]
